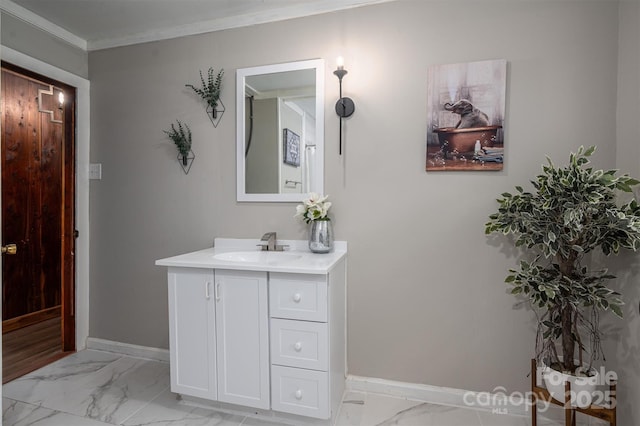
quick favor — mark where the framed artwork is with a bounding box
[426,59,507,171]
[283,128,300,167]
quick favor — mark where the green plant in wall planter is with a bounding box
[164,120,194,174]
[186,67,224,127]
[485,146,640,406]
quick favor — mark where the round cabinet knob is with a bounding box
[295,389,303,400]
[292,293,302,303]
[294,342,303,352]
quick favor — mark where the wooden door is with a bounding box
[1,63,75,351]
[215,269,269,409]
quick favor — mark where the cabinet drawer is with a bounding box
[270,365,329,419]
[269,273,327,322]
[271,318,328,371]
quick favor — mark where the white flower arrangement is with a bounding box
[295,193,332,223]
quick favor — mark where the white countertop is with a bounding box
[155,238,347,274]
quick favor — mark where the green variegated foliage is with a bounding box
[485,146,640,373]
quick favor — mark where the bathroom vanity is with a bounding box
[155,238,347,424]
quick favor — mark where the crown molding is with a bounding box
[0,0,87,50]
[1,0,395,52]
[88,0,395,51]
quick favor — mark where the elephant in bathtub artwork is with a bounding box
[426,59,507,170]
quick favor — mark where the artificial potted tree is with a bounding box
[485,146,640,406]
[186,67,224,125]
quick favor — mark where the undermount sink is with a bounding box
[213,251,302,264]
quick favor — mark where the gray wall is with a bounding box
[1,13,88,78]
[607,1,640,425]
[88,0,636,417]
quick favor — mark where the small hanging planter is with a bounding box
[206,100,225,128]
[186,68,224,128]
[164,120,194,174]
[177,150,195,174]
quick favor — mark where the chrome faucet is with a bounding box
[259,232,277,251]
[258,232,288,251]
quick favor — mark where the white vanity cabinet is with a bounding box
[167,267,270,409]
[157,238,346,424]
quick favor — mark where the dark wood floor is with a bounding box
[2,317,69,383]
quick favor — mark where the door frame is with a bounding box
[1,46,90,352]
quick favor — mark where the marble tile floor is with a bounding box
[2,349,608,426]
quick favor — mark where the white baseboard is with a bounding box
[345,375,531,417]
[181,395,331,426]
[81,341,538,419]
[86,337,170,362]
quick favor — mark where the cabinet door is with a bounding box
[167,267,217,400]
[215,269,270,409]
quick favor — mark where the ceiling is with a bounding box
[2,0,394,51]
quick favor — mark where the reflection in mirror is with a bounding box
[236,59,324,202]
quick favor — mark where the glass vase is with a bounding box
[309,218,333,253]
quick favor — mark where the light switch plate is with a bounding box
[89,163,102,180]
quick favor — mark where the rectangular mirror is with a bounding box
[236,59,324,202]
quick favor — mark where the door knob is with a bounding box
[1,244,17,255]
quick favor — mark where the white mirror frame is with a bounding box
[236,59,325,202]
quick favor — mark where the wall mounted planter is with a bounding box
[186,68,224,128]
[164,120,193,174]
[178,150,195,174]
[207,101,225,128]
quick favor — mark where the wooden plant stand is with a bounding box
[530,359,616,426]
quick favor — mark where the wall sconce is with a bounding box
[333,56,355,155]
